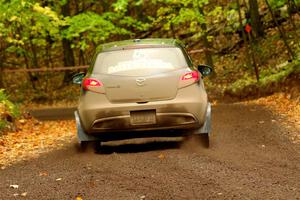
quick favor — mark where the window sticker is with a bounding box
[107,59,174,74]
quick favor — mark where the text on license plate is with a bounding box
[130,110,156,125]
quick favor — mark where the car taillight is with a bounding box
[179,70,200,88]
[181,71,199,81]
[83,78,105,93]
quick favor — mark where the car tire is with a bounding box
[77,141,89,152]
[198,133,210,148]
[94,141,102,153]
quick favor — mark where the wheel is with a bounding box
[198,133,210,148]
[77,141,89,152]
[80,141,89,148]
[94,141,102,153]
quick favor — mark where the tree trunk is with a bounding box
[202,32,214,69]
[0,59,3,88]
[290,0,299,11]
[79,49,86,65]
[62,0,76,83]
[0,40,4,88]
[198,7,214,71]
[170,23,177,39]
[23,53,37,90]
[247,32,260,81]
[287,0,298,34]
[264,0,295,60]
[236,0,252,69]
[102,0,110,12]
[249,0,264,38]
[29,39,39,68]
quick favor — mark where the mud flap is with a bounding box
[196,103,211,134]
[75,111,98,142]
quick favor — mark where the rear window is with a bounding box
[93,47,189,76]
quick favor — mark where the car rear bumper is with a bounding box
[90,112,199,132]
[75,103,211,142]
[75,110,194,142]
[78,84,208,134]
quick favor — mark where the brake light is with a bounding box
[181,71,199,81]
[83,78,105,93]
[179,70,200,88]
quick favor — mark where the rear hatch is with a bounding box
[91,46,193,103]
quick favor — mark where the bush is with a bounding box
[0,89,20,133]
[225,59,300,98]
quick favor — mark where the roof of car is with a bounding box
[97,38,184,52]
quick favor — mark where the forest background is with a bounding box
[0,0,300,131]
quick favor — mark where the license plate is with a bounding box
[130,110,156,125]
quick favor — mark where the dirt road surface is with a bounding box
[1,103,300,199]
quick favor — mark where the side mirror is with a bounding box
[198,64,213,77]
[72,72,85,85]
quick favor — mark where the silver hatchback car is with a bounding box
[73,39,212,149]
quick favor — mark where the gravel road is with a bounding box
[1,103,299,199]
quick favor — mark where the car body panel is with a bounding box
[90,68,189,103]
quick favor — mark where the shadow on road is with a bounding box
[75,139,183,154]
[99,140,182,154]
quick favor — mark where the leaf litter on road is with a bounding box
[0,119,76,167]
[246,92,300,144]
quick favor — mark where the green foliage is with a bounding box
[226,75,256,94]
[0,0,65,68]
[154,0,208,34]
[0,89,20,132]
[112,0,129,12]
[0,0,297,59]
[223,8,240,33]
[0,121,6,131]
[0,0,149,60]
[0,89,20,118]
[63,11,130,50]
[268,0,286,9]
[226,59,300,96]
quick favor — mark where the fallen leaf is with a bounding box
[158,154,165,160]
[21,192,27,197]
[76,197,83,200]
[19,119,26,124]
[10,184,19,189]
[39,172,48,176]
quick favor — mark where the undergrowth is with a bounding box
[0,89,20,133]
[225,58,300,97]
